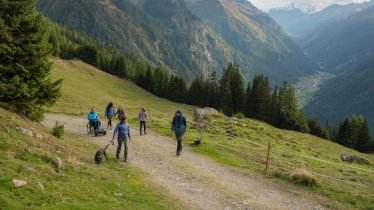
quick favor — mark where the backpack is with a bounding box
[173,116,186,133]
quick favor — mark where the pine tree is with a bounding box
[355,119,372,152]
[0,0,62,121]
[244,82,252,117]
[230,64,245,113]
[220,63,235,115]
[270,86,281,126]
[250,75,271,121]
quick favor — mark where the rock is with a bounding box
[26,167,35,173]
[114,192,123,197]
[340,153,371,165]
[15,126,33,137]
[226,117,238,125]
[38,182,45,191]
[12,179,27,188]
[194,107,219,121]
[55,156,63,168]
[35,134,44,140]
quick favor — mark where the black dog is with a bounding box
[95,144,109,165]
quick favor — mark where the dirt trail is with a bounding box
[43,114,327,210]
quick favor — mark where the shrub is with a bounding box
[289,169,320,187]
[52,122,64,138]
[233,112,245,119]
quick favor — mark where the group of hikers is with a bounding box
[87,103,187,162]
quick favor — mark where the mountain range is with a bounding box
[37,0,316,83]
[269,0,374,72]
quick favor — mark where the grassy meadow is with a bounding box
[43,59,374,209]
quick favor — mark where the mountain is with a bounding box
[37,0,315,83]
[268,1,374,42]
[184,0,316,82]
[304,56,374,134]
[303,5,374,72]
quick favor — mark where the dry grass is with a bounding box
[290,169,320,187]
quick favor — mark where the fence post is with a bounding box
[79,104,83,115]
[265,141,271,171]
[146,107,152,121]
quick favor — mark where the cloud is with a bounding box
[249,0,369,11]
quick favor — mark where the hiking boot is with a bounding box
[116,155,119,159]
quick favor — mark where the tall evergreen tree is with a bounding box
[244,82,252,117]
[230,64,245,113]
[355,119,372,152]
[250,75,271,121]
[0,0,61,121]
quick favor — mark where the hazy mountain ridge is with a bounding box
[37,0,315,83]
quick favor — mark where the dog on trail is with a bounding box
[95,144,109,165]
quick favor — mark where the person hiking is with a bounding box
[111,116,131,162]
[115,106,125,121]
[105,102,115,130]
[171,110,187,156]
[138,107,147,135]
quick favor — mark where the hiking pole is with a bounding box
[79,104,83,115]
[265,141,271,171]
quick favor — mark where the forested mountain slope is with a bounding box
[305,56,374,134]
[184,0,316,83]
[37,0,315,83]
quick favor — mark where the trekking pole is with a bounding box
[265,141,271,171]
[79,104,83,115]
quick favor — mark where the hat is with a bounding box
[176,110,182,114]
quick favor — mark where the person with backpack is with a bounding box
[115,106,125,121]
[138,107,147,135]
[171,110,187,156]
[111,116,131,162]
[105,102,115,129]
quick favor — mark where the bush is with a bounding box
[233,112,245,119]
[289,169,320,187]
[52,122,64,138]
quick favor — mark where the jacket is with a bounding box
[88,112,99,122]
[138,111,147,121]
[113,122,131,140]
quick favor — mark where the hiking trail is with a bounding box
[43,114,327,210]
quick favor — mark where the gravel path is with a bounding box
[43,114,327,210]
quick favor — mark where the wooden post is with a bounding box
[79,104,83,115]
[265,141,271,171]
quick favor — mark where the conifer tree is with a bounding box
[0,0,62,121]
[230,64,245,113]
[250,75,271,121]
[244,82,252,117]
[355,119,372,152]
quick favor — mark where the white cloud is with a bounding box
[249,0,370,11]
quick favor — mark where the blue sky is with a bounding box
[249,0,369,11]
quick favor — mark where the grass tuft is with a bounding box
[289,169,320,187]
[52,121,64,138]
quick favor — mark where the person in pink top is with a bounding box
[138,107,147,135]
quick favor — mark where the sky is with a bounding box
[249,0,370,11]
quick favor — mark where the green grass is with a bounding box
[0,108,186,209]
[47,60,374,210]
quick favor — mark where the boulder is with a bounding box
[12,179,27,188]
[15,126,33,137]
[340,153,371,165]
[194,107,219,121]
[55,156,63,168]
[38,182,45,191]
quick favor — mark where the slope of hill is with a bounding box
[184,0,316,83]
[48,59,374,209]
[0,108,186,209]
[305,56,374,134]
[37,0,315,83]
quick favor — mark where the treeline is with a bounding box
[48,23,139,79]
[187,64,309,133]
[308,116,373,153]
